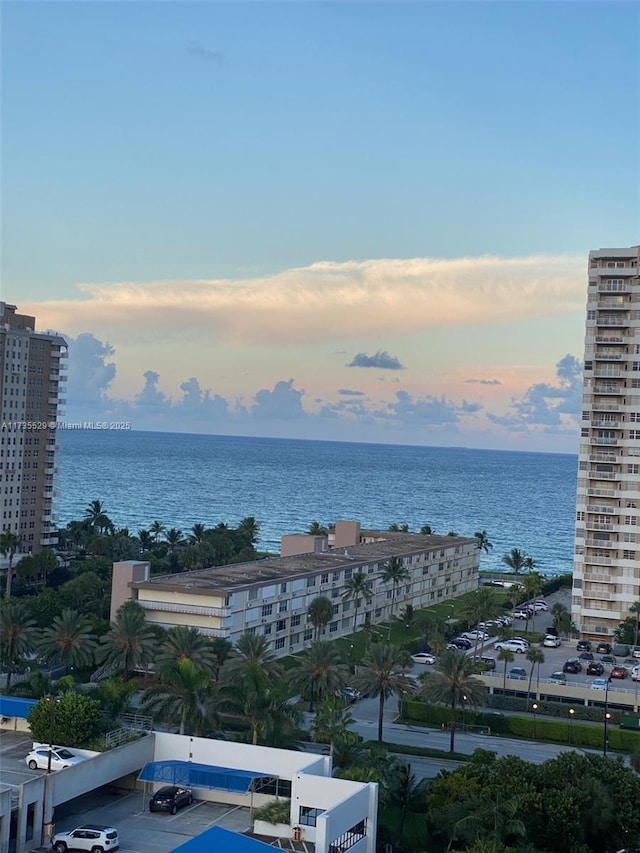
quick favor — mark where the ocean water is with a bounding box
[55,431,578,577]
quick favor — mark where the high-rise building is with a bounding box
[573,246,640,638]
[0,302,68,556]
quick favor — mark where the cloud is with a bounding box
[25,253,585,347]
[251,379,306,421]
[348,350,405,370]
[63,332,116,407]
[465,378,502,386]
[381,390,482,427]
[187,40,223,63]
[338,388,365,396]
[488,354,583,430]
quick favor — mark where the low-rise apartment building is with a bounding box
[126,520,479,655]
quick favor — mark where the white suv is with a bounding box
[52,826,119,853]
[494,639,528,654]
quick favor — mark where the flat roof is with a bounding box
[131,531,476,595]
[0,696,37,719]
[171,826,274,853]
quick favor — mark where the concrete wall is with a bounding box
[280,535,327,557]
[333,521,361,549]
[111,561,150,622]
[292,772,377,850]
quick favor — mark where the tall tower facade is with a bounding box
[573,246,640,638]
[0,302,68,553]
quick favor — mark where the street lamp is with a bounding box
[569,708,575,745]
[462,694,468,732]
[46,695,57,774]
[532,702,538,740]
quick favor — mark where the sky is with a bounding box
[3,1,639,453]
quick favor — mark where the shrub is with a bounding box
[253,799,291,825]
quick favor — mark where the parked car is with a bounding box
[508,667,527,680]
[578,652,594,661]
[613,644,630,657]
[474,655,496,671]
[26,747,85,771]
[610,665,628,679]
[511,637,531,648]
[533,600,548,611]
[548,671,567,683]
[600,654,616,665]
[632,646,640,659]
[462,630,489,642]
[631,665,640,682]
[596,642,612,655]
[543,635,561,648]
[545,626,559,637]
[149,786,193,814]
[591,677,609,690]
[448,637,472,650]
[339,687,361,703]
[562,658,583,674]
[576,640,591,652]
[513,609,532,620]
[52,826,119,853]
[587,661,605,676]
[494,640,527,654]
[411,652,436,665]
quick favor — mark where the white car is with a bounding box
[631,666,640,682]
[591,677,609,690]
[533,600,548,611]
[463,630,489,641]
[52,825,119,853]
[494,640,527,654]
[25,747,85,771]
[513,609,532,620]
[543,635,561,648]
[411,652,436,665]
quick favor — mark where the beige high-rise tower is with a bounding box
[573,246,640,639]
[0,302,68,556]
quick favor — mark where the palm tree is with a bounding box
[451,792,526,850]
[307,521,329,536]
[38,608,98,674]
[288,640,349,711]
[498,647,515,691]
[99,600,156,676]
[522,572,543,632]
[307,596,334,641]
[189,523,206,544]
[474,530,493,554]
[420,524,434,535]
[0,530,20,598]
[551,601,573,636]
[143,657,218,736]
[460,588,499,657]
[353,642,416,743]
[381,557,411,637]
[419,648,486,753]
[149,520,165,543]
[83,500,112,533]
[0,599,37,688]
[388,761,428,838]
[523,555,537,573]
[164,528,184,552]
[238,516,260,544]
[342,571,373,639]
[137,529,153,553]
[398,604,415,629]
[501,548,527,578]
[311,696,355,756]
[526,647,545,701]
[222,632,284,694]
[629,599,640,649]
[157,626,215,672]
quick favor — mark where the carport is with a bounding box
[138,760,279,819]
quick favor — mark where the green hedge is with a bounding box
[486,694,635,725]
[541,574,573,596]
[400,699,640,752]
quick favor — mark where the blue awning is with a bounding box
[0,696,38,719]
[138,760,274,793]
[171,826,274,853]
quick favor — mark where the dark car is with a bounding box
[576,640,591,652]
[610,665,628,679]
[587,661,605,676]
[578,652,594,661]
[563,658,583,674]
[149,786,192,815]
[596,642,611,655]
[448,637,472,650]
[474,655,496,671]
[508,667,527,680]
[600,654,616,665]
[340,687,361,703]
[613,644,630,658]
[545,626,559,637]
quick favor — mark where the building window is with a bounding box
[264,624,272,635]
[329,621,338,633]
[343,600,351,613]
[303,629,313,642]
[299,806,322,827]
[344,568,353,580]
[333,604,339,615]
[291,614,301,627]
[331,588,340,599]
[276,619,287,632]
[275,637,285,650]
[248,588,258,601]
[306,576,317,588]
[623,550,636,560]
[262,604,273,617]
[280,582,288,594]
[332,571,340,581]
[321,573,329,584]
[279,600,289,612]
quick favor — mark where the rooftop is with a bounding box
[131,531,476,596]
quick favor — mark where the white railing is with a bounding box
[137,600,229,618]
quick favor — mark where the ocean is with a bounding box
[55,430,578,577]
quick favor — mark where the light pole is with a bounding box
[47,695,56,774]
[532,702,538,740]
[462,694,467,732]
[569,708,575,745]
[603,675,612,757]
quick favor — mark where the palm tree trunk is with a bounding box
[377,692,385,743]
[449,696,457,753]
[503,662,508,691]
[526,668,534,704]
[5,556,13,599]
[252,723,258,746]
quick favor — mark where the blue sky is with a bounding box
[3,1,639,451]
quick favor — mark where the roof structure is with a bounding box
[138,760,275,793]
[171,826,274,853]
[0,696,37,719]
[131,531,475,595]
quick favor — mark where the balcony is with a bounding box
[588,470,620,480]
[590,418,621,428]
[598,299,629,309]
[584,556,613,566]
[596,316,628,327]
[586,504,615,514]
[594,350,624,360]
[589,402,621,412]
[592,384,624,394]
[595,335,625,344]
[590,437,619,446]
[137,600,230,619]
[588,453,618,464]
[594,369,622,379]
[586,521,613,532]
[585,538,615,548]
